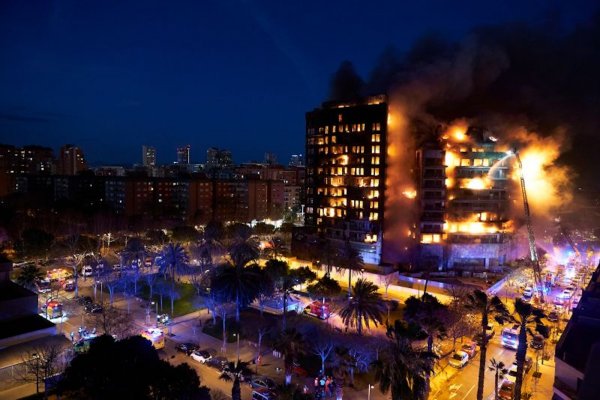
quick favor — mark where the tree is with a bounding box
[59,335,210,399]
[336,240,363,297]
[15,264,44,291]
[340,279,385,335]
[264,260,316,330]
[465,290,510,400]
[144,272,158,299]
[211,238,261,322]
[512,298,546,400]
[312,334,335,375]
[331,342,372,387]
[489,358,508,400]
[374,320,435,400]
[403,293,448,397]
[242,317,271,373]
[122,237,146,268]
[219,361,252,400]
[172,225,200,243]
[274,328,306,385]
[157,243,189,283]
[307,275,342,302]
[263,236,286,260]
[20,342,68,395]
[166,282,181,316]
[20,227,54,257]
[85,306,134,339]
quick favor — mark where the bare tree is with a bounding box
[378,273,396,299]
[242,318,271,373]
[85,305,134,339]
[20,342,69,395]
[144,272,158,299]
[312,335,335,374]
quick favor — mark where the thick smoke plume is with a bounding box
[330,11,599,262]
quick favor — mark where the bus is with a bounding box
[501,326,519,350]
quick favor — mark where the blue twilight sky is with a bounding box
[0,0,597,165]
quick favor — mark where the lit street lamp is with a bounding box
[367,384,374,400]
[32,353,40,394]
[233,332,240,363]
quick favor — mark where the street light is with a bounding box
[367,384,374,400]
[233,332,240,364]
[152,301,157,327]
[32,353,40,394]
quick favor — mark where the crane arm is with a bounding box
[514,152,545,302]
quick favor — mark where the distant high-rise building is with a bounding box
[177,145,191,164]
[57,144,86,175]
[142,145,156,167]
[206,147,233,170]
[289,154,304,167]
[264,152,277,165]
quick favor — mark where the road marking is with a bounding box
[461,384,476,400]
[449,384,462,391]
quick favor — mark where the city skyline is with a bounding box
[1,1,597,170]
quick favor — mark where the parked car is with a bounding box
[191,350,213,363]
[175,342,198,355]
[63,279,75,292]
[498,380,515,400]
[252,388,275,400]
[81,265,94,277]
[157,314,170,325]
[206,356,229,370]
[512,357,533,373]
[461,342,477,358]
[485,323,496,338]
[248,376,276,390]
[559,289,574,299]
[84,303,103,313]
[531,334,545,350]
[506,364,519,383]
[77,296,93,306]
[449,351,469,368]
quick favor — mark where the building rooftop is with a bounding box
[0,314,54,340]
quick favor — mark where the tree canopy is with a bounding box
[59,335,210,400]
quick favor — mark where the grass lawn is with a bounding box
[137,278,203,317]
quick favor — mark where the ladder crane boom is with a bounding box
[514,152,545,302]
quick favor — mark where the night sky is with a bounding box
[0,0,597,166]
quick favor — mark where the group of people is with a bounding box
[312,374,342,399]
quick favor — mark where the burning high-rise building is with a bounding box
[304,96,525,270]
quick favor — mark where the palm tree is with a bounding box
[274,328,306,385]
[15,264,45,291]
[512,298,546,400]
[403,293,448,397]
[265,260,316,330]
[157,243,189,283]
[375,320,435,400]
[195,221,224,271]
[218,361,252,400]
[465,290,509,400]
[336,240,364,297]
[340,279,385,335]
[489,358,508,400]
[210,261,262,323]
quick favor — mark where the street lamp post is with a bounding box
[234,333,240,364]
[367,384,374,400]
[32,353,40,394]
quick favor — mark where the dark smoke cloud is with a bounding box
[330,11,600,187]
[328,60,365,101]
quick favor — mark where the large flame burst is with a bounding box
[509,127,572,216]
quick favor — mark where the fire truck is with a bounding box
[303,301,331,320]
